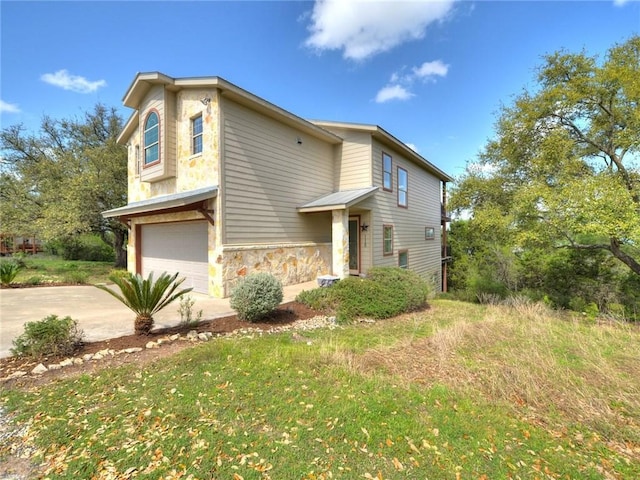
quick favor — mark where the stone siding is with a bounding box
[221,243,332,296]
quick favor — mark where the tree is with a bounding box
[452,35,640,277]
[0,104,128,267]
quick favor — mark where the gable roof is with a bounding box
[297,186,379,213]
[310,120,453,183]
[117,72,343,146]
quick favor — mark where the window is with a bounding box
[135,145,140,176]
[143,112,159,165]
[382,153,392,191]
[398,250,408,269]
[425,227,435,240]
[192,114,203,155]
[397,167,408,207]
[383,225,393,255]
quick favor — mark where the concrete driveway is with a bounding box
[0,281,317,359]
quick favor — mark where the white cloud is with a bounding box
[41,69,106,93]
[613,0,630,6]
[305,0,456,61]
[413,60,449,80]
[405,143,419,153]
[376,59,449,103]
[0,100,21,113]
[375,84,414,103]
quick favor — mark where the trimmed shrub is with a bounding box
[296,267,430,323]
[46,234,115,262]
[0,260,20,287]
[11,314,84,358]
[230,273,283,322]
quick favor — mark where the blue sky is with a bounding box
[1,0,639,179]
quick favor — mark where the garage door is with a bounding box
[141,221,209,293]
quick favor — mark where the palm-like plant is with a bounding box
[96,271,193,335]
[0,260,20,287]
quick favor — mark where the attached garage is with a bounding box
[140,221,209,293]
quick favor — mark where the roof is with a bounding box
[297,186,379,213]
[117,72,343,146]
[310,120,453,183]
[102,186,218,219]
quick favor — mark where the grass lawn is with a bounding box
[11,254,118,286]
[2,299,639,479]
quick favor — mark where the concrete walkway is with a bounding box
[0,281,318,359]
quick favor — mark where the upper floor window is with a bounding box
[383,225,393,255]
[398,167,408,207]
[143,112,159,165]
[383,153,392,191]
[192,114,203,155]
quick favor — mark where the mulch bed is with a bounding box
[0,301,321,389]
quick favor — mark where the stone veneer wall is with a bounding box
[220,243,332,296]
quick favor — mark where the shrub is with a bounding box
[0,260,20,287]
[11,314,84,358]
[297,267,430,323]
[96,272,193,335]
[25,275,44,286]
[178,295,203,327]
[230,273,283,322]
[46,234,115,262]
[296,287,334,311]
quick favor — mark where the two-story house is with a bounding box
[103,72,452,298]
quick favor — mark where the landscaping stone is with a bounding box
[83,353,94,361]
[59,359,74,367]
[124,347,143,354]
[47,364,61,370]
[169,334,181,341]
[145,341,158,349]
[31,364,48,375]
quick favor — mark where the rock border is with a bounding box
[2,315,338,381]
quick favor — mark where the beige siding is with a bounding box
[325,128,372,189]
[222,98,334,244]
[140,85,176,185]
[368,140,442,287]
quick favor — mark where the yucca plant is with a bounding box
[0,260,21,287]
[96,271,193,335]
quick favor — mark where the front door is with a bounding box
[348,216,360,275]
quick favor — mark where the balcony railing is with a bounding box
[441,204,451,222]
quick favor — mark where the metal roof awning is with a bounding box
[102,186,218,220]
[297,186,379,213]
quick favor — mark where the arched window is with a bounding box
[143,112,159,165]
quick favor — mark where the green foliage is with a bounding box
[295,287,334,311]
[62,271,89,284]
[11,314,84,358]
[46,234,115,262]
[297,267,429,322]
[230,273,283,322]
[178,295,203,327]
[96,272,193,335]
[0,260,20,286]
[25,275,44,286]
[0,104,129,267]
[451,35,640,280]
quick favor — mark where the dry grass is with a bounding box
[331,299,640,448]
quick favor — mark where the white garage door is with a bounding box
[141,221,209,293]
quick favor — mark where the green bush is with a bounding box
[11,314,84,358]
[0,260,20,286]
[296,287,334,311]
[25,275,44,286]
[296,267,430,323]
[230,273,283,322]
[46,234,115,262]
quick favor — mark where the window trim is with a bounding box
[134,145,140,177]
[191,114,203,155]
[143,110,160,167]
[397,166,408,208]
[425,226,435,240]
[383,224,394,256]
[382,152,393,192]
[398,249,409,269]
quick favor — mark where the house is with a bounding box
[103,72,453,298]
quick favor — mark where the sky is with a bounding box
[1,0,639,180]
